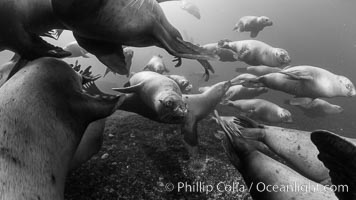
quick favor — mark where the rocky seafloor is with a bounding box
[64,110,252,200]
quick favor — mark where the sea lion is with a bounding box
[216,115,339,200]
[180,0,201,19]
[223,99,292,123]
[219,39,291,67]
[286,97,344,118]
[51,0,218,76]
[311,130,356,200]
[233,116,356,184]
[233,16,273,38]
[0,57,123,200]
[239,65,356,98]
[166,74,193,94]
[246,65,282,76]
[63,41,90,58]
[143,55,170,74]
[113,71,187,124]
[104,47,134,77]
[199,85,268,101]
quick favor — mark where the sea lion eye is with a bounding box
[166,100,173,108]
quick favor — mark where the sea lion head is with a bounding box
[278,108,293,123]
[159,93,187,123]
[327,105,344,114]
[274,48,291,66]
[258,16,273,26]
[338,76,356,97]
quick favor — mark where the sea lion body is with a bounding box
[143,55,170,74]
[225,99,292,123]
[233,16,273,38]
[52,0,218,76]
[244,65,356,98]
[0,0,68,59]
[166,74,193,94]
[287,97,343,118]
[235,117,356,184]
[217,117,338,200]
[199,85,267,101]
[0,57,121,200]
[115,71,187,123]
[220,40,291,67]
[246,65,282,76]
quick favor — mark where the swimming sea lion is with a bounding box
[166,74,193,94]
[311,130,356,200]
[286,97,344,118]
[218,39,291,67]
[113,71,187,123]
[0,57,123,200]
[217,116,339,200]
[199,84,267,101]
[143,55,170,74]
[239,65,356,98]
[246,65,282,76]
[223,99,292,123]
[63,41,90,58]
[233,116,356,184]
[233,16,273,38]
[104,47,134,77]
[51,0,218,76]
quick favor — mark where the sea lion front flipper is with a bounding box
[181,114,199,158]
[279,70,314,80]
[286,97,314,106]
[311,130,356,200]
[250,31,259,38]
[73,34,129,76]
[112,82,144,93]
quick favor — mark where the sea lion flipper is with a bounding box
[279,70,314,80]
[73,34,129,76]
[182,115,199,158]
[250,31,259,38]
[311,130,356,200]
[112,82,143,93]
[197,60,214,81]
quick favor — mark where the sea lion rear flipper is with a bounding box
[73,34,129,76]
[197,60,214,81]
[311,130,356,200]
[279,70,314,80]
[154,19,219,61]
[112,82,144,93]
[41,29,64,40]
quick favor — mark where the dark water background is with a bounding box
[0,0,355,137]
